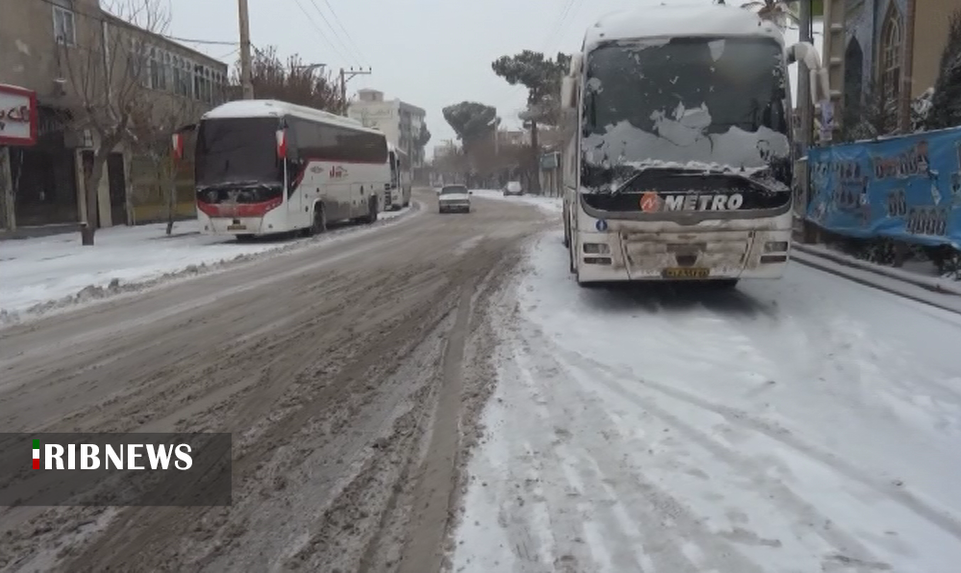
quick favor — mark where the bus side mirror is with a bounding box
[786,42,831,103]
[560,76,576,110]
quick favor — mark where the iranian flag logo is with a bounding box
[33,439,40,469]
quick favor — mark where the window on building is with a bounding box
[128,38,150,88]
[52,0,76,46]
[163,52,172,91]
[194,64,204,102]
[879,5,902,112]
[172,56,184,96]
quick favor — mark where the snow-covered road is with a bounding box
[452,231,961,573]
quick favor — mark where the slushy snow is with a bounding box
[451,231,961,573]
[471,190,562,215]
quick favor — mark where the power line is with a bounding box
[162,35,239,46]
[319,0,368,65]
[304,0,363,66]
[290,0,351,64]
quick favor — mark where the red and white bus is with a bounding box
[195,99,390,238]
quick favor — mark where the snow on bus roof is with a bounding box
[583,3,784,51]
[202,99,377,134]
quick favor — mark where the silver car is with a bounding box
[438,184,472,213]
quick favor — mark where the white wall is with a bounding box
[348,100,401,147]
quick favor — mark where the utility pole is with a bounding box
[339,67,372,111]
[238,0,254,100]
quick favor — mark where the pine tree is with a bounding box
[925,10,961,130]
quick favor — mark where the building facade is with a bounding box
[824,0,961,135]
[347,89,428,168]
[0,0,228,231]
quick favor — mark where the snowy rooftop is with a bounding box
[202,100,373,133]
[583,3,784,51]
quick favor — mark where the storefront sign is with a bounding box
[0,84,38,146]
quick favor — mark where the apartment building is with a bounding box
[0,0,228,231]
[347,89,428,167]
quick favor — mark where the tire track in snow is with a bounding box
[512,327,764,573]
[553,341,961,549]
[493,345,576,573]
[511,347,657,573]
[543,341,896,572]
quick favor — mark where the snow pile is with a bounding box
[0,205,415,324]
[584,4,784,52]
[584,121,790,170]
[471,189,562,214]
[452,232,961,573]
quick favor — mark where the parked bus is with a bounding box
[560,4,829,287]
[386,143,413,210]
[195,99,390,238]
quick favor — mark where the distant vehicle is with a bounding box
[386,143,412,210]
[503,181,523,196]
[560,4,829,287]
[438,184,472,213]
[195,99,389,239]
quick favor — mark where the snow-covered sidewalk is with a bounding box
[452,232,961,573]
[0,207,412,322]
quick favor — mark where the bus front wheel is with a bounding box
[310,205,327,236]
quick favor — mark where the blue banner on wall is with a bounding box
[807,127,961,249]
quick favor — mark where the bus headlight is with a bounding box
[764,241,788,253]
[583,243,610,254]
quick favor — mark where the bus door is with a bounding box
[285,157,303,221]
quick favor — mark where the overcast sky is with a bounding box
[167,0,822,157]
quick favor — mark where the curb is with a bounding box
[791,250,961,315]
[792,243,961,298]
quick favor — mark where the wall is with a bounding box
[912,0,961,97]
[348,100,401,146]
[0,0,102,96]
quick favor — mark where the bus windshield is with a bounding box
[582,37,790,170]
[195,117,282,188]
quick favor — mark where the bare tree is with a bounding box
[59,0,170,245]
[234,47,344,113]
[128,97,198,235]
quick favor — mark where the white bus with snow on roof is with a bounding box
[195,99,390,238]
[560,4,829,287]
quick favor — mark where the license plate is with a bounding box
[663,267,710,279]
[227,224,247,231]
